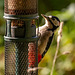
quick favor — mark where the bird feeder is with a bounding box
[4,0,39,75]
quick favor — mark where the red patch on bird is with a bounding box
[38,53,42,63]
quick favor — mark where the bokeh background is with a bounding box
[0,0,75,75]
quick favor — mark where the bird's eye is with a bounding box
[52,18,55,20]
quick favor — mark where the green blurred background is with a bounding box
[0,0,75,75]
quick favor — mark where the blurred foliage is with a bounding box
[38,0,75,23]
[0,0,75,75]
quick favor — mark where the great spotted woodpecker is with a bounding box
[36,14,60,63]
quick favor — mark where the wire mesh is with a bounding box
[4,0,37,15]
[5,41,16,75]
[5,41,38,75]
[5,41,28,75]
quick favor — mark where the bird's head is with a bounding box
[41,14,60,31]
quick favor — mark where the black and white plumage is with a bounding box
[37,14,60,63]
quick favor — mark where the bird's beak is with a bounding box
[41,14,48,20]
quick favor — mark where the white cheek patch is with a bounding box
[57,21,60,26]
[55,21,60,26]
[51,19,60,26]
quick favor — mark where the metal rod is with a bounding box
[7,20,11,37]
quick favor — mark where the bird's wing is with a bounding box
[42,33,54,57]
[39,33,54,63]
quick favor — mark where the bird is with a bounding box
[36,14,60,63]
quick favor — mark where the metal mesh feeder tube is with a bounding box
[4,0,38,15]
[4,0,39,75]
[5,38,38,75]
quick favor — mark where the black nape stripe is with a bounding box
[52,16,60,22]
